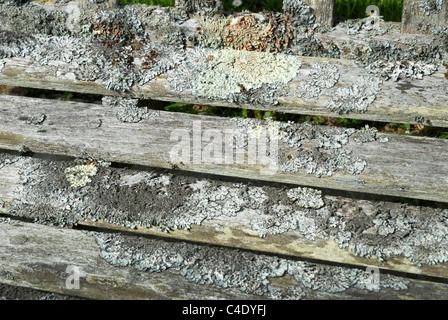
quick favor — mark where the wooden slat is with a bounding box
[0,218,447,300]
[402,0,448,33]
[297,0,335,27]
[0,94,447,203]
[1,149,448,280]
[1,55,447,127]
[0,2,447,127]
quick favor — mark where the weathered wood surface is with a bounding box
[0,55,447,127]
[287,0,335,28]
[0,218,448,300]
[0,219,262,300]
[402,0,448,33]
[0,2,447,127]
[0,94,447,203]
[1,150,448,279]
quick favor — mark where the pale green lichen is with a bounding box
[192,48,301,103]
[197,17,229,49]
[65,164,98,188]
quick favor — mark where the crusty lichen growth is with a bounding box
[191,48,301,103]
[282,0,316,26]
[297,63,340,99]
[352,125,389,143]
[0,3,70,36]
[196,16,228,48]
[235,117,366,177]
[4,152,448,266]
[286,187,324,209]
[0,59,4,72]
[354,40,447,81]
[175,0,223,15]
[93,231,409,299]
[26,114,46,125]
[326,76,382,114]
[418,0,444,15]
[197,13,299,53]
[102,96,160,123]
[65,164,98,188]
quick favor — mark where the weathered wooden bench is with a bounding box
[0,0,447,300]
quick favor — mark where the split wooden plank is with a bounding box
[0,94,447,203]
[402,0,448,33]
[0,218,448,300]
[0,55,447,128]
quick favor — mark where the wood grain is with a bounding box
[402,0,448,33]
[0,219,447,300]
[0,94,447,202]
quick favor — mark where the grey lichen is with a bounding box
[0,59,4,72]
[196,17,228,49]
[26,114,46,125]
[297,63,339,99]
[0,6,187,93]
[326,76,381,114]
[310,63,340,88]
[0,3,70,36]
[92,231,409,299]
[293,35,341,58]
[418,0,443,15]
[282,0,316,27]
[4,153,448,266]
[234,117,367,177]
[102,96,160,123]
[355,40,446,81]
[352,125,378,143]
[431,25,448,36]
[167,47,211,92]
[287,187,324,209]
[137,42,186,85]
[297,81,322,99]
[414,115,432,125]
[365,59,438,81]
[175,0,223,16]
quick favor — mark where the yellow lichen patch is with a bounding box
[65,164,98,188]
